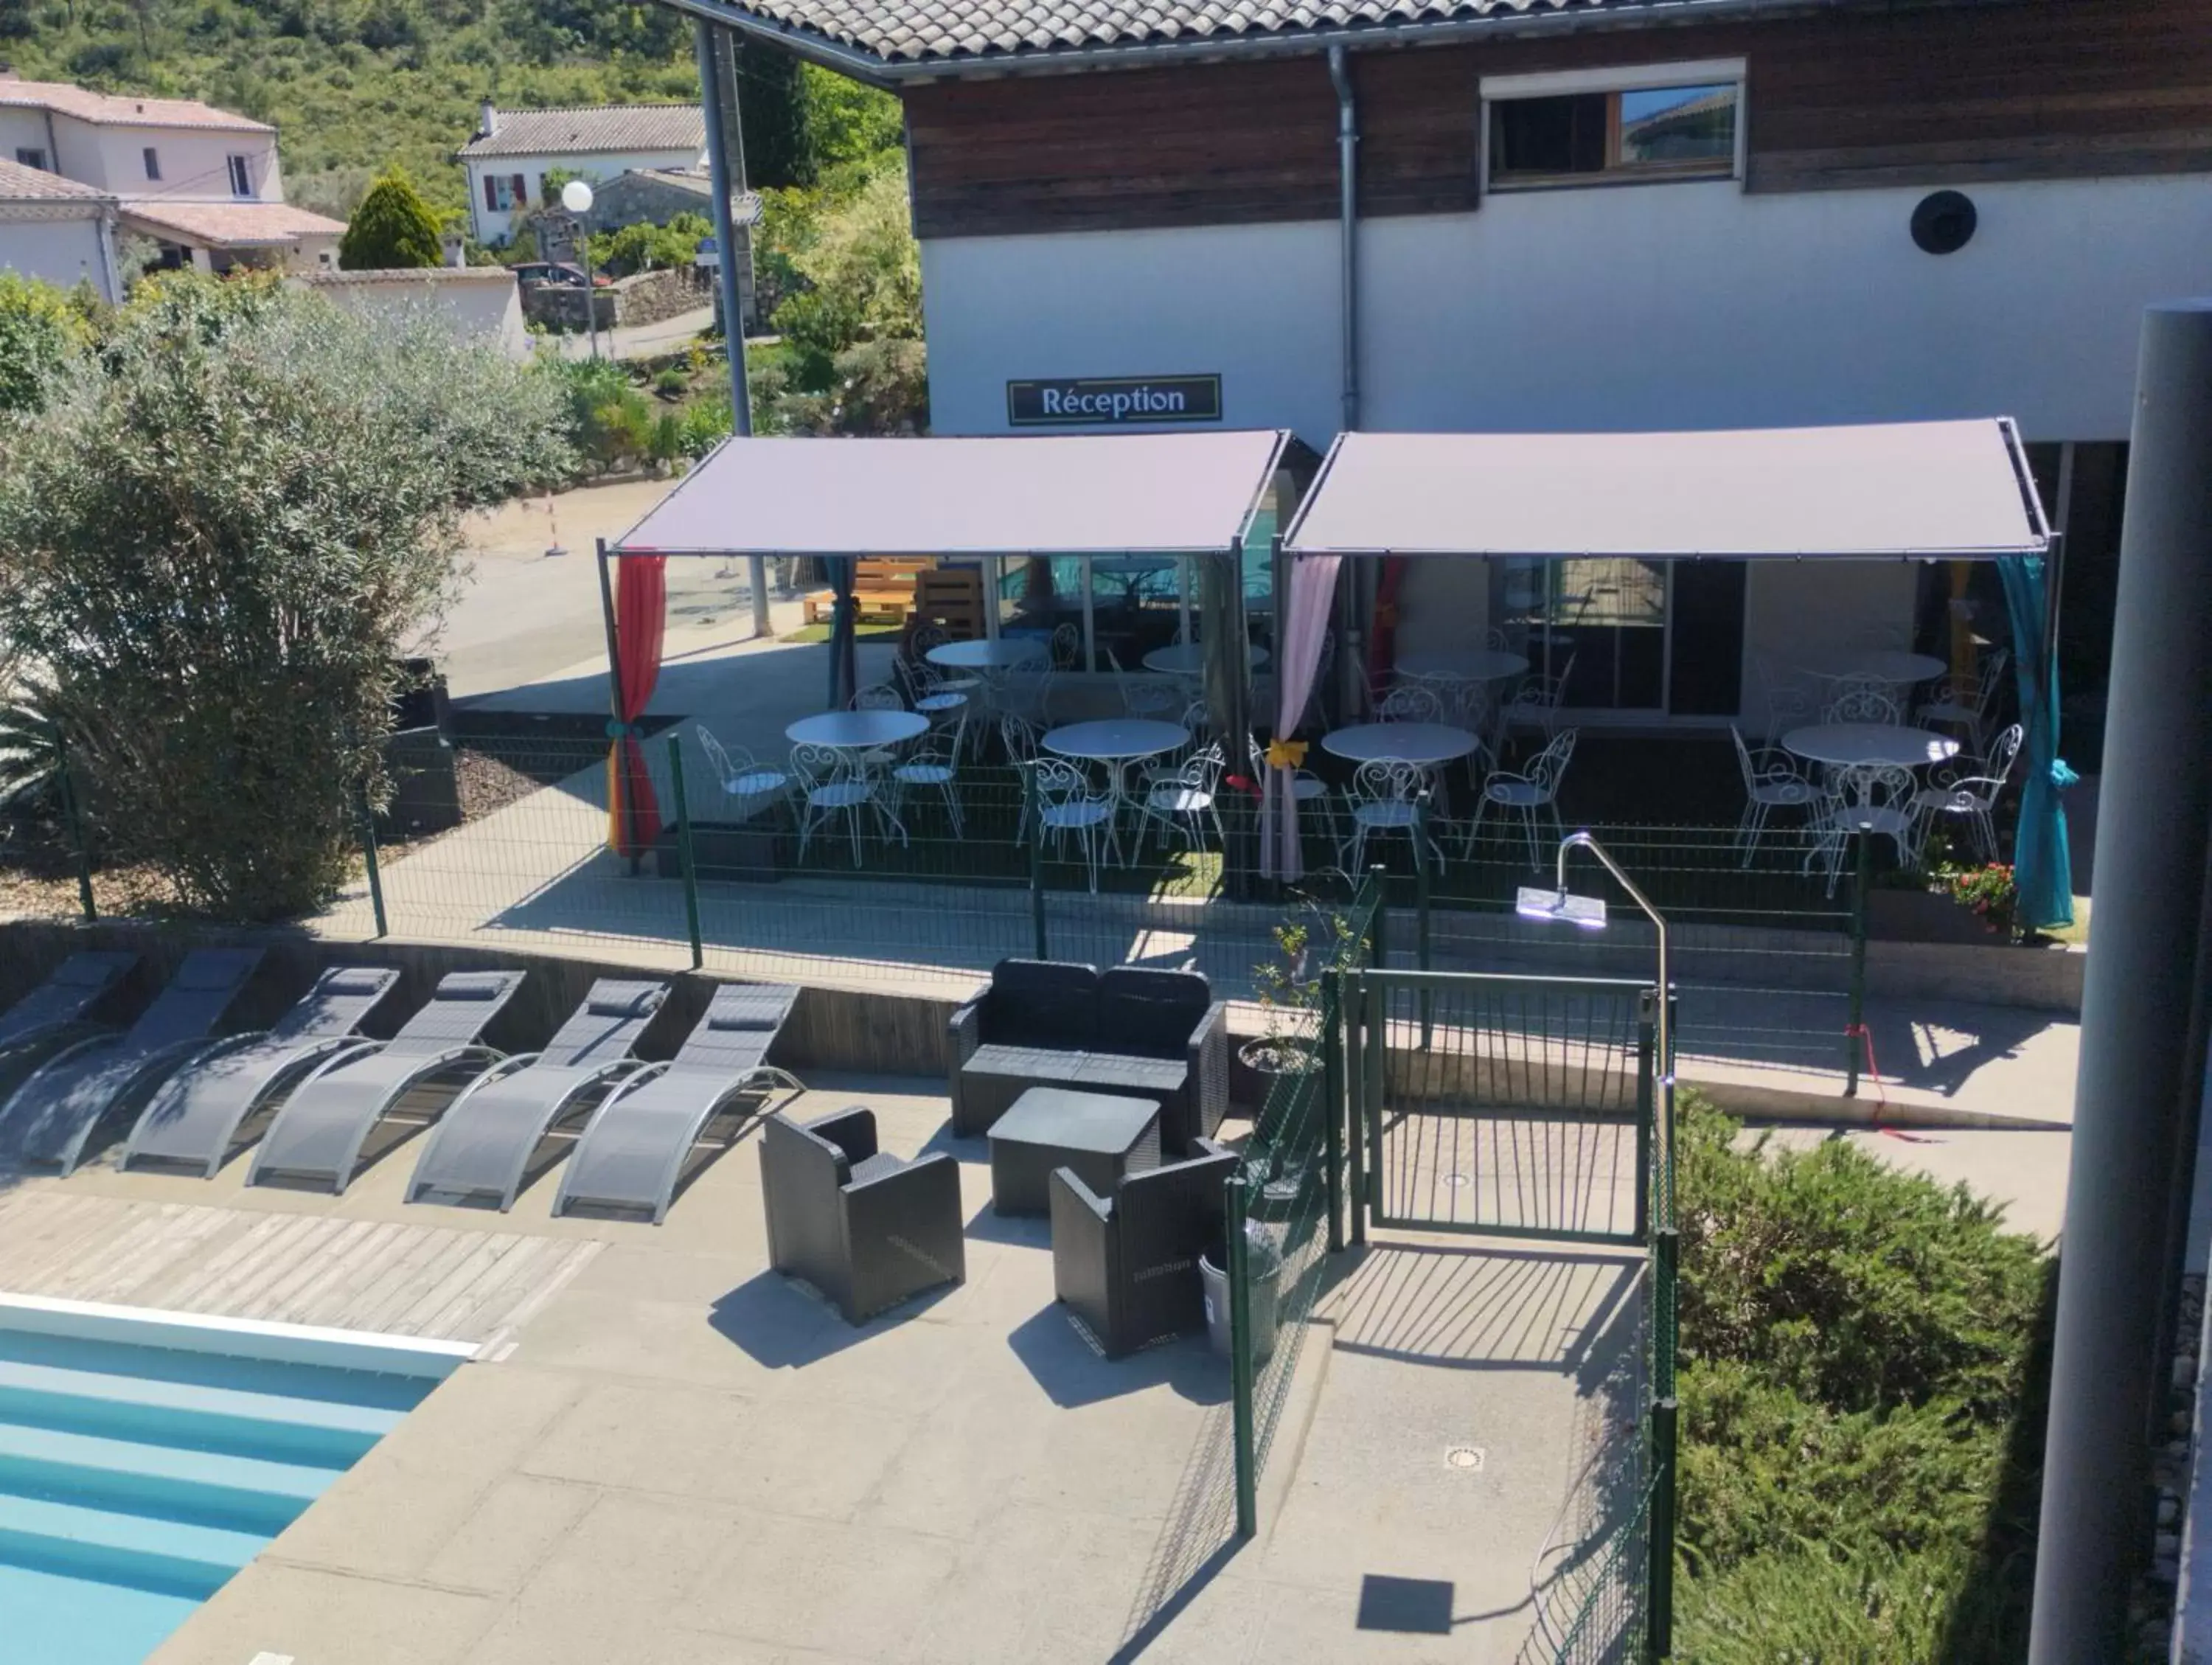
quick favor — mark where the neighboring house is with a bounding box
[0,71,342,286]
[454,101,706,247]
[591,164,760,330]
[659,0,2208,723]
[0,153,119,297]
[301,266,532,361]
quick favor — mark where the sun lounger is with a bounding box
[403,979,668,1212]
[247,970,525,1195]
[0,952,136,1060]
[0,949,262,1175]
[119,965,403,1178]
[553,982,802,1223]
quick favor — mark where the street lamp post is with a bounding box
[560,178,599,361]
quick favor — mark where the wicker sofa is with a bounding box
[946,960,1228,1153]
[1048,1138,1237,1358]
[759,1106,965,1324]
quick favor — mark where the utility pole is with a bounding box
[695,18,772,639]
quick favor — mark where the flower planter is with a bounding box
[1234,1037,1320,1120]
[1867,887,2009,946]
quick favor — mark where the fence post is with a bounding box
[1368,863,1389,969]
[1413,793,1433,1046]
[1227,1170,1259,1537]
[1844,827,1871,1096]
[667,736,704,970]
[1635,990,1655,1245]
[1346,969,1367,1249]
[1324,971,1345,1254]
[51,725,96,923]
[1649,1395,1678,1661]
[1363,972,1386,1223]
[355,785,388,941]
[1026,765,1048,960]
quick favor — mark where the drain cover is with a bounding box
[1441,1172,1470,1189]
[1447,1446,1486,1471]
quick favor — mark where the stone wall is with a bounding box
[522,267,709,335]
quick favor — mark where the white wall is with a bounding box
[1,108,52,165]
[921,173,2212,449]
[0,212,112,297]
[60,113,282,200]
[465,148,706,246]
[306,271,529,359]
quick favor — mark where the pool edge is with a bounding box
[0,1295,477,1381]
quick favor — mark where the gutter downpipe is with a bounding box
[1328,44,1359,436]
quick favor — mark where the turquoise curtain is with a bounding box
[1995,554,2077,930]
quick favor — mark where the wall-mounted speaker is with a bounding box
[1911,190,1978,255]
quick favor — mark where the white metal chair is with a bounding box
[1807,762,1919,896]
[1910,723,2023,863]
[1497,653,1575,751]
[909,661,973,759]
[1467,728,1577,868]
[1105,646,1180,719]
[1731,723,1816,865]
[790,742,904,865]
[1033,757,1119,892]
[890,727,964,839]
[1000,715,1043,842]
[695,723,790,815]
[1376,684,1443,724]
[1822,681,1902,725]
[1247,734,1335,850]
[1756,658,1818,748]
[1341,759,1444,875]
[1916,649,2010,756]
[1141,743,1225,856]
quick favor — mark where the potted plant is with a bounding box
[1237,902,1361,1095]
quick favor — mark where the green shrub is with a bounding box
[0,272,89,417]
[338,170,442,269]
[652,366,688,399]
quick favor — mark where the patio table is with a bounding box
[1781,723,1960,768]
[1839,650,1947,686]
[1394,649,1528,682]
[1321,723,1482,768]
[785,710,929,750]
[1144,642,1270,675]
[988,1086,1161,1216]
[928,639,1048,671]
[1043,719,1192,863]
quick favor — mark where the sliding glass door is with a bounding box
[1489,557,1745,715]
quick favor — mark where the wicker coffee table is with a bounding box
[988,1087,1161,1216]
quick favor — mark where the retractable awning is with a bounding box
[616,428,1292,557]
[1281,418,2051,560]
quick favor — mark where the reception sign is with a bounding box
[1007,374,1222,427]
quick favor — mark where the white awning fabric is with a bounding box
[615,429,1291,556]
[1282,419,2050,560]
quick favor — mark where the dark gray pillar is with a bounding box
[2031,301,2212,1662]
[695,18,771,638]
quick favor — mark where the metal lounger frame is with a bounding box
[552,1059,804,1224]
[245,1040,507,1195]
[400,1050,652,1212]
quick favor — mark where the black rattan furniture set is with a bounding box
[759,958,1239,1355]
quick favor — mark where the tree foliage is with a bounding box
[0,271,93,417]
[0,274,573,920]
[1674,1096,2053,1664]
[338,170,443,268]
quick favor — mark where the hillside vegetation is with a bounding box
[0,0,902,222]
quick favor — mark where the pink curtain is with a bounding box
[608,553,667,857]
[1263,553,1342,880]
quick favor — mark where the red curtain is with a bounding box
[1367,555,1408,691]
[608,554,667,856]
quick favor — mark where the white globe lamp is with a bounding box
[560,179,599,358]
[560,178,594,215]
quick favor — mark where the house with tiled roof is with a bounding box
[454,100,706,246]
[0,152,120,296]
[0,70,342,295]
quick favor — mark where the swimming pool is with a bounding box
[0,1296,470,1665]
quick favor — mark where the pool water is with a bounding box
[0,1325,437,1664]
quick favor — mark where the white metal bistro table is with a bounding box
[1841,650,1947,686]
[928,639,1048,671]
[1321,723,1483,768]
[1394,649,1529,682]
[1043,719,1192,863]
[1143,642,1270,675]
[1781,723,1960,768]
[785,709,930,750]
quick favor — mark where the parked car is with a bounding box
[511,262,587,289]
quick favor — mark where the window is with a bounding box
[226,154,252,197]
[14,147,49,172]
[483,172,526,212]
[1485,65,1740,191]
[142,146,161,181]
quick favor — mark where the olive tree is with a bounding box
[0,274,572,920]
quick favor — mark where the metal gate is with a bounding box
[1350,969,1658,1245]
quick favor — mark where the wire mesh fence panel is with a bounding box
[1529,1478,1654,1665]
[1361,971,1653,1244]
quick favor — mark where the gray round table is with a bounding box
[1321,722,1482,767]
[1394,649,1528,682]
[1843,650,1947,686]
[785,709,928,750]
[1144,642,1270,675]
[928,639,1048,671]
[1781,723,1959,768]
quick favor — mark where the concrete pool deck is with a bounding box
[0,1074,1654,1664]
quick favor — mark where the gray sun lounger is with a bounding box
[0,948,263,1175]
[0,951,137,1059]
[119,965,404,1177]
[247,970,526,1195]
[553,982,802,1224]
[403,979,669,1212]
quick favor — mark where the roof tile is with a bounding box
[0,75,271,132]
[456,104,706,160]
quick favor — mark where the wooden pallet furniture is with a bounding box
[802,557,933,626]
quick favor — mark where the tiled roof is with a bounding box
[0,155,111,204]
[305,267,519,285]
[118,199,346,248]
[719,0,1791,64]
[0,75,271,131]
[456,105,706,160]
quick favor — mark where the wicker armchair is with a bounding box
[947,960,1228,1153]
[1049,1139,1237,1358]
[759,1106,965,1324]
